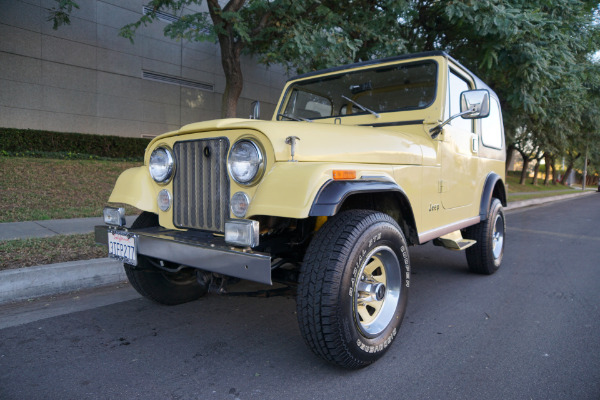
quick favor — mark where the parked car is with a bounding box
[96,51,506,368]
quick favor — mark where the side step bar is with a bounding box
[433,230,476,251]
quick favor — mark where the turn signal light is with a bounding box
[333,170,356,180]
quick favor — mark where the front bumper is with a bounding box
[95,225,272,285]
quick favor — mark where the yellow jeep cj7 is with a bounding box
[96,51,506,369]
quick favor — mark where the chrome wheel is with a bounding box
[297,210,409,368]
[353,246,402,338]
[492,214,504,260]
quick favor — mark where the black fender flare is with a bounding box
[479,173,507,221]
[309,180,409,216]
[309,180,419,243]
[307,180,420,245]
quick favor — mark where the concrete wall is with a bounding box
[0,0,288,137]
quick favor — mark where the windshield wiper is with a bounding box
[341,95,380,118]
[277,113,313,122]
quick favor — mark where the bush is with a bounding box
[0,128,150,160]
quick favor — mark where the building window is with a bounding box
[142,6,180,24]
[142,71,214,92]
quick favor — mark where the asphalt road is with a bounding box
[1,195,599,400]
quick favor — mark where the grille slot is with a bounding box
[173,138,230,232]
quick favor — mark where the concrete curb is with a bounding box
[0,191,596,304]
[506,190,596,211]
[0,258,126,305]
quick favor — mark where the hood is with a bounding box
[151,118,425,165]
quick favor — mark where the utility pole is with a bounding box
[582,144,588,191]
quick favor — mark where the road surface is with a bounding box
[1,194,599,399]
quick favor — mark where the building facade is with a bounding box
[0,0,288,138]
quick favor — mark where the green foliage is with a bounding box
[46,0,600,172]
[387,0,600,177]
[0,128,148,161]
[46,0,79,30]
[256,0,411,73]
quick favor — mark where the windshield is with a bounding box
[278,61,437,121]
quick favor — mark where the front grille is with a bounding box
[173,138,230,232]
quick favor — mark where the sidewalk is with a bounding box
[0,216,137,241]
[0,191,597,304]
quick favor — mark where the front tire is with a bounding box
[464,198,505,275]
[296,210,410,369]
[124,212,208,305]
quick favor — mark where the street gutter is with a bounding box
[505,190,596,211]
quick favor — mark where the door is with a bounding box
[440,69,479,209]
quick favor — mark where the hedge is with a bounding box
[0,128,150,160]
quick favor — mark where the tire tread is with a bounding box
[297,210,404,368]
[465,198,504,275]
[124,212,207,305]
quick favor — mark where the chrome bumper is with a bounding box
[95,225,272,285]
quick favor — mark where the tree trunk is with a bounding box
[582,146,588,190]
[219,46,243,118]
[208,0,246,118]
[543,154,551,186]
[505,144,515,176]
[550,155,559,185]
[532,160,541,186]
[561,153,582,185]
[561,165,573,185]
[519,158,530,185]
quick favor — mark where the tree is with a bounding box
[262,0,412,72]
[49,0,600,156]
[120,0,331,118]
[51,0,371,118]
[48,1,312,117]
[121,0,413,116]
[436,1,600,184]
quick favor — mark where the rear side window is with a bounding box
[481,97,503,149]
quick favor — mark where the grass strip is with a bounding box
[0,233,106,271]
[0,157,141,222]
[505,171,576,193]
[508,190,590,202]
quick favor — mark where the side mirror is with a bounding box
[430,89,491,138]
[249,101,260,120]
[460,89,490,119]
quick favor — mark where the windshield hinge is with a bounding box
[285,136,300,162]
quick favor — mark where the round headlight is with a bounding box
[228,140,264,185]
[149,147,174,183]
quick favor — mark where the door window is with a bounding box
[448,70,473,133]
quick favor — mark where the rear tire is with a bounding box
[124,212,208,305]
[297,210,409,369]
[464,198,505,275]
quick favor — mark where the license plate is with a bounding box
[107,231,137,266]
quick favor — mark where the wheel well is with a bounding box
[479,174,507,220]
[492,180,507,207]
[338,191,419,245]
